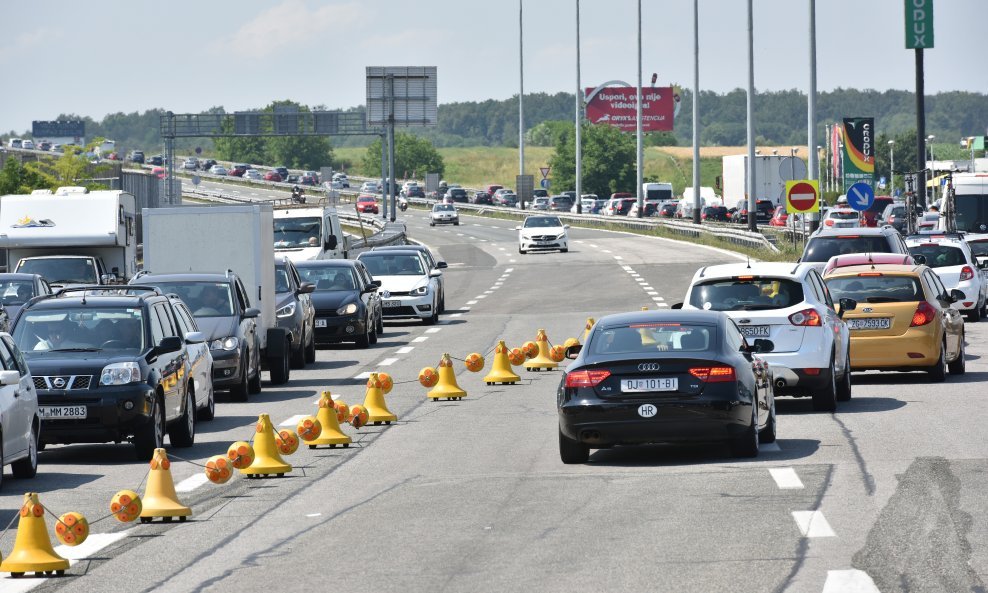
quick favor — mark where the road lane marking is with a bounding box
[791,511,836,537]
[175,473,210,493]
[379,358,399,366]
[279,414,308,427]
[467,300,478,305]
[589,244,599,248]
[426,328,442,333]
[396,346,414,354]
[450,313,463,317]
[475,295,487,299]
[647,291,659,296]
[822,570,881,593]
[353,371,372,379]
[654,303,669,307]
[602,249,612,253]
[413,336,429,343]
[622,265,633,271]
[509,259,516,263]
[613,255,623,260]
[505,268,515,272]
[769,468,804,489]
[3,531,137,592]
[306,513,323,518]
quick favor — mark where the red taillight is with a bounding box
[910,301,936,327]
[789,308,822,326]
[825,219,834,226]
[565,369,611,388]
[689,366,736,382]
[960,266,975,281]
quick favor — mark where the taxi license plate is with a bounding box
[383,300,401,308]
[621,377,678,393]
[315,319,327,328]
[40,405,87,420]
[848,317,891,330]
[738,325,770,337]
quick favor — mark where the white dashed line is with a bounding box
[306,513,323,518]
[475,295,487,299]
[466,300,478,305]
[484,290,494,294]
[613,255,623,260]
[622,265,633,271]
[654,303,669,307]
[353,371,372,379]
[413,336,429,343]
[602,249,612,253]
[769,467,804,489]
[791,511,836,537]
[505,268,515,272]
[450,312,463,317]
[426,328,443,333]
[396,346,414,354]
[279,414,308,427]
[456,233,464,236]
[822,570,881,593]
[379,358,399,366]
[473,223,484,227]
[589,244,599,248]
[175,473,210,493]
[647,291,659,296]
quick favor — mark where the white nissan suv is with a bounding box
[517,215,569,254]
[905,233,988,321]
[680,262,855,412]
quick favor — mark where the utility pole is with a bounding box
[806,0,819,232]
[635,0,643,218]
[575,0,582,213]
[745,0,757,232]
[691,0,701,225]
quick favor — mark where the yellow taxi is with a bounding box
[822,263,965,381]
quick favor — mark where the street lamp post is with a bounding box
[888,139,895,195]
[926,134,935,203]
[575,0,582,214]
[927,134,935,166]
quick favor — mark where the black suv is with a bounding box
[129,151,145,164]
[274,258,315,368]
[10,287,203,459]
[133,272,262,401]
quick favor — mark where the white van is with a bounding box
[7,138,22,149]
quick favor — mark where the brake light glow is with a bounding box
[824,219,834,226]
[857,272,883,277]
[960,266,975,281]
[734,275,755,281]
[910,301,936,327]
[688,366,736,382]
[630,323,681,328]
[838,235,861,239]
[565,369,611,388]
[789,308,822,326]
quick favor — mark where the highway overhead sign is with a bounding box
[847,182,875,212]
[786,180,819,214]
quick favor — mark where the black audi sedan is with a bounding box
[294,259,382,348]
[557,310,776,463]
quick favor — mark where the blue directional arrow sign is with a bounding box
[847,182,875,212]
[540,178,551,189]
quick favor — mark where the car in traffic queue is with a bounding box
[274,258,316,368]
[228,164,248,177]
[517,215,569,254]
[680,262,854,412]
[628,201,658,217]
[0,330,41,488]
[332,173,349,188]
[769,206,789,227]
[263,170,283,182]
[492,188,514,203]
[905,233,988,321]
[11,287,206,459]
[799,226,912,273]
[916,212,942,232]
[356,195,380,214]
[274,166,290,181]
[823,208,862,228]
[822,252,915,277]
[485,184,504,197]
[182,157,199,171]
[373,245,447,313]
[430,203,460,226]
[658,202,679,218]
[243,169,263,181]
[295,259,383,348]
[496,192,518,207]
[0,273,54,325]
[445,188,469,203]
[823,262,966,381]
[356,250,441,325]
[701,205,730,222]
[530,197,550,211]
[209,165,228,176]
[199,159,217,172]
[471,190,492,205]
[878,202,912,234]
[548,196,573,212]
[129,151,145,164]
[557,309,776,463]
[604,196,636,216]
[132,272,262,402]
[861,196,895,227]
[164,294,215,422]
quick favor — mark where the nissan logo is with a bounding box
[638,363,661,372]
[52,377,66,388]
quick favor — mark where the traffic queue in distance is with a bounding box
[555,172,988,463]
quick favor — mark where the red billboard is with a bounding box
[585,86,675,132]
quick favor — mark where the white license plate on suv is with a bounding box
[848,317,891,330]
[40,405,87,420]
[739,325,770,337]
[315,319,327,328]
[621,377,678,393]
[383,300,401,308]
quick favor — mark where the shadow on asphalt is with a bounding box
[776,396,906,415]
[585,438,820,467]
[850,370,988,386]
[196,415,258,434]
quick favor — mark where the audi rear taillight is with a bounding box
[789,308,822,326]
[689,366,736,382]
[960,266,975,281]
[910,301,936,327]
[565,369,611,388]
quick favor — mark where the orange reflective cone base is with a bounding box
[428,354,467,400]
[0,493,70,575]
[240,414,292,477]
[484,341,520,385]
[140,449,192,521]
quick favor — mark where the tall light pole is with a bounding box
[519,0,525,181]
[926,134,935,166]
[635,0,644,218]
[691,0,701,224]
[888,139,895,195]
[575,0,582,213]
[806,0,819,232]
[745,0,757,232]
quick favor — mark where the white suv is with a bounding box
[0,331,41,487]
[905,233,988,321]
[681,262,853,412]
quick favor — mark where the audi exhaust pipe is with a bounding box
[775,378,787,389]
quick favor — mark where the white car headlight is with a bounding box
[337,302,358,315]
[100,362,141,386]
[209,336,239,351]
[412,285,429,296]
[276,302,297,318]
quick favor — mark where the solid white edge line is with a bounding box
[791,511,836,537]
[822,570,881,593]
[769,467,804,489]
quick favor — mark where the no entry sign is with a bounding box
[786,180,819,213]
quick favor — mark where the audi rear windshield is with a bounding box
[591,324,715,355]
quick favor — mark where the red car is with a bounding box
[769,206,789,226]
[263,170,282,182]
[228,164,248,177]
[860,195,894,227]
[151,166,166,179]
[356,195,379,214]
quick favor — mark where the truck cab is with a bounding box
[273,206,348,262]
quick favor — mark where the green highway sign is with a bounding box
[905,0,934,49]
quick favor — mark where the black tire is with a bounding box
[811,358,838,412]
[304,331,316,364]
[965,304,981,322]
[429,222,435,227]
[928,340,947,382]
[558,428,589,464]
[11,424,38,479]
[518,247,526,254]
[423,308,439,325]
[134,396,165,460]
[230,358,249,402]
[836,352,852,402]
[560,248,569,253]
[247,350,262,394]
[948,334,966,375]
[731,406,760,458]
[438,294,445,314]
[368,321,378,345]
[758,399,777,444]
[269,346,291,385]
[199,385,215,421]
[454,221,460,226]
[355,324,371,348]
[290,335,306,369]
[376,312,384,334]
[168,387,196,448]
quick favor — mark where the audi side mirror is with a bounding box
[565,344,582,359]
[436,261,448,269]
[670,303,683,310]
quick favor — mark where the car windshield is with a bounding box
[830,211,860,220]
[803,236,893,262]
[359,254,424,276]
[143,281,235,317]
[434,204,455,212]
[868,199,893,213]
[968,240,988,258]
[359,196,375,202]
[0,280,36,306]
[13,307,145,353]
[826,275,923,303]
[590,323,714,355]
[524,217,562,228]
[274,216,321,248]
[689,278,805,311]
[16,258,98,285]
[298,266,357,291]
[908,244,967,268]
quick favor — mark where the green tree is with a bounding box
[0,157,24,195]
[549,123,636,198]
[360,132,445,178]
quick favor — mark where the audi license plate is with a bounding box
[383,300,401,308]
[848,317,891,330]
[40,405,87,420]
[738,325,770,337]
[621,377,678,393]
[315,319,327,328]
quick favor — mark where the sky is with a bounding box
[0,0,984,134]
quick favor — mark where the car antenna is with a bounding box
[746,255,752,269]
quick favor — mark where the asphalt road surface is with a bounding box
[2,207,987,593]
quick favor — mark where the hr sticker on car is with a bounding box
[638,404,658,418]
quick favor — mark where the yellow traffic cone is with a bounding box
[582,317,595,343]
[639,307,657,345]
[140,449,191,523]
[563,337,580,349]
[363,373,397,424]
[484,340,520,385]
[0,493,70,576]
[241,413,292,478]
[307,391,351,448]
[525,329,558,371]
[427,353,467,401]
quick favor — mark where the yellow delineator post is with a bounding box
[306,391,351,448]
[525,329,558,371]
[484,340,521,385]
[139,449,191,523]
[241,413,292,477]
[363,373,397,424]
[0,493,70,576]
[427,353,467,401]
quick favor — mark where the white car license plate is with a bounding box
[848,317,891,330]
[383,300,401,308]
[738,325,770,337]
[621,377,678,393]
[40,405,87,420]
[315,319,327,328]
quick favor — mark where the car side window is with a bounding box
[149,306,166,345]
[172,303,194,335]
[0,339,19,374]
[2,336,30,377]
[809,271,834,309]
[725,321,744,352]
[928,270,948,298]
[235,279,250,310]
[154,303,178,337]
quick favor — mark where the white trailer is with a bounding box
[272,205,349,262]
[722,154,802,208]
[0,189,138,284]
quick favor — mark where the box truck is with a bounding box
[722,154,803,208]
[273,205,349,261]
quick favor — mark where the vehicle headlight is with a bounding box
[100,362,141,386]
[276,302,297,318]
[412,285,429,296]
[209,336,239,351]
[337,302,358,315]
